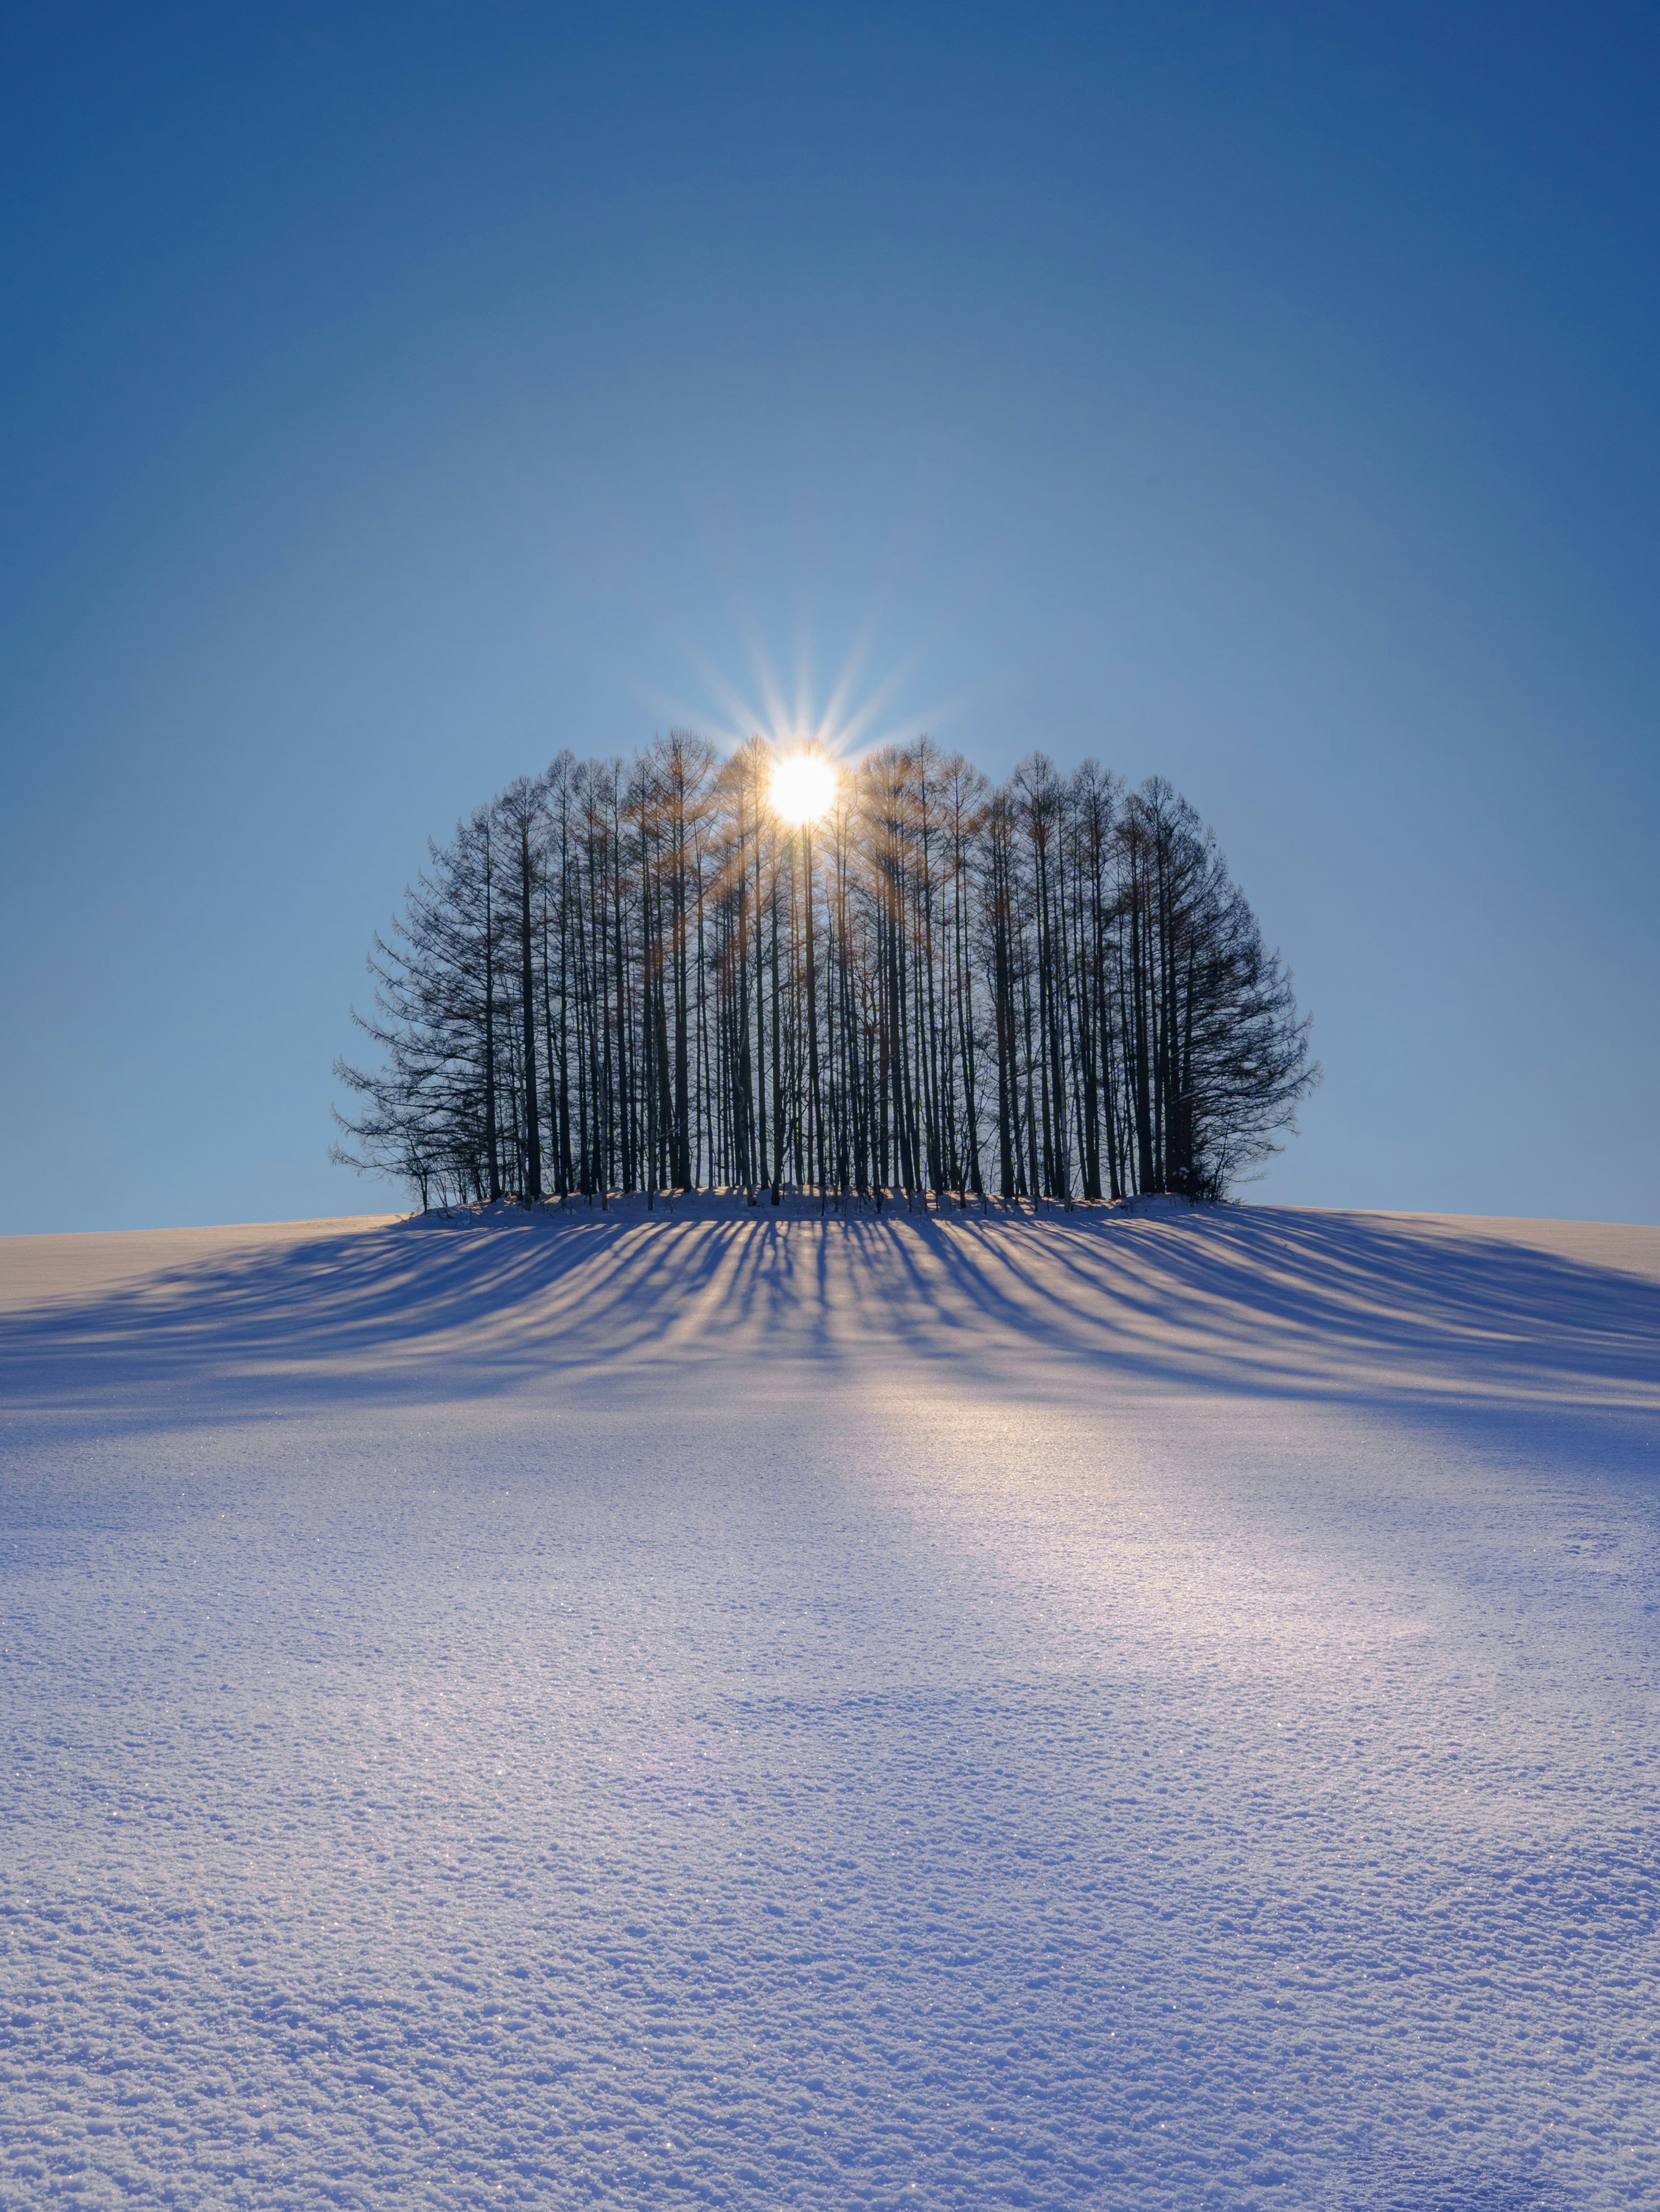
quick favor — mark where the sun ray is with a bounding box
[632,592,973,776]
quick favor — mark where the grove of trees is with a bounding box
[332,736,1318,1212]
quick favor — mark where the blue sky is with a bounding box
[3,3,1655,1232]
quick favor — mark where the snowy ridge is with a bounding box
[1,1207,1656,2208]
[6,1200,1658,1421]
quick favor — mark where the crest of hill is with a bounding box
[3,1202,1656,1430]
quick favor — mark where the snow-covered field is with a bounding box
[2,1199,1657,2210]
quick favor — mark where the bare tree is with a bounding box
[336,741,1318,1211]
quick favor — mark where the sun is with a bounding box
[770,750,839,826]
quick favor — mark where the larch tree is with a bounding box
[336,737,1319,1211]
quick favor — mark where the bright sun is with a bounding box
[770,750,838,826]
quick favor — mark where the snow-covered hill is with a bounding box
[2,1205,1657,2209]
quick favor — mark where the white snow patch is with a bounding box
[1,1205,1656,2208]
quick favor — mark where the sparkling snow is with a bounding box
[2,1200,1657,2209]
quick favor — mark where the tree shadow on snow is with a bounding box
[2,1205,1656,1440]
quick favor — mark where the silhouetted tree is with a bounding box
[335,739,1318,1210]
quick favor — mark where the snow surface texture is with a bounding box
[1,1198,1657,2211]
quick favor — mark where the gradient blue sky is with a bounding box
[3,2,1655,1232]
